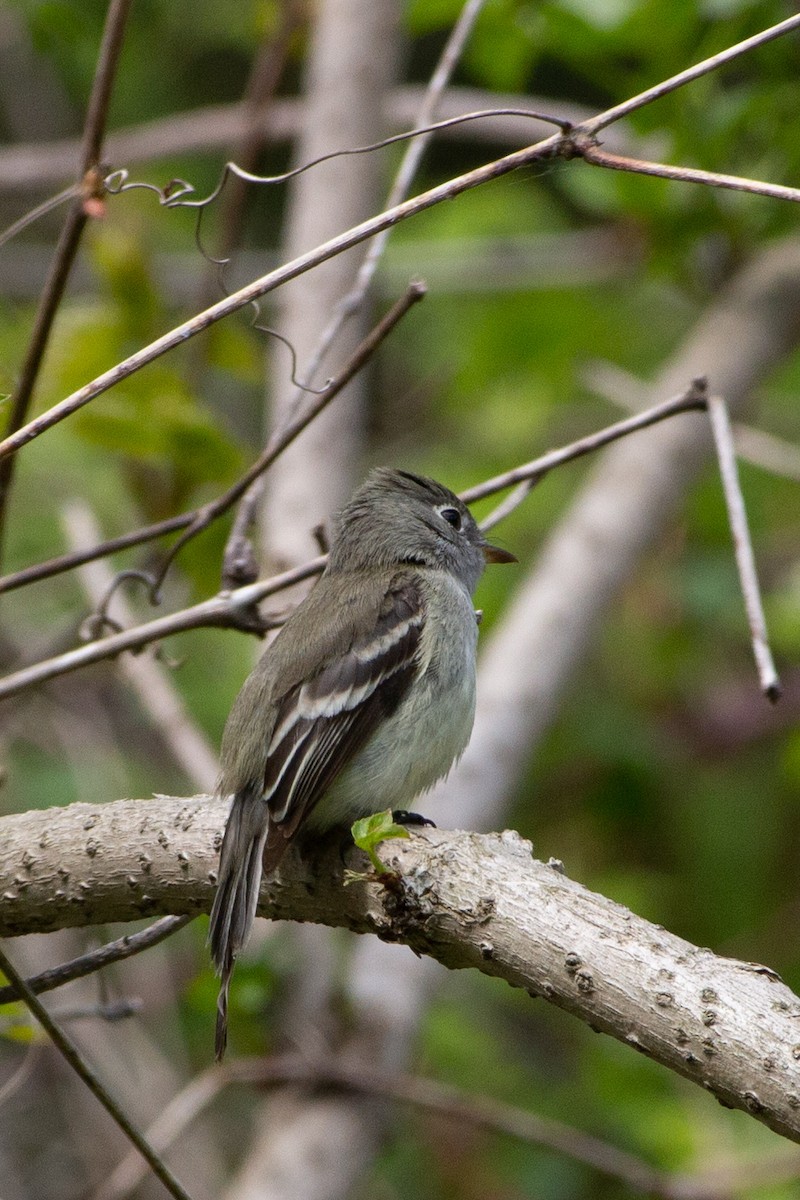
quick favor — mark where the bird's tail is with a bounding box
[208,783,268,1061]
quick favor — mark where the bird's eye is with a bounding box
[438,506,462,530]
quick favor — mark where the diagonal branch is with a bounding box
[570,139,800,206]
[0,940,195,1200]
[0,128,562,465]
[0,0,133,562]
[580,12,800,134]
[0,283,424,597]
[2,10,800,472]
[3,795,800,1146]
[0,389,717,699]
[706,394,780,700]
[0,916,192,1007]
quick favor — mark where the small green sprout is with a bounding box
[350,809,410,875]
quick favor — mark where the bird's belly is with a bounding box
[306,658,477,831]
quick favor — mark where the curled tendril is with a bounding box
[1,108,569,259]
[156,107,572,210]
[191,200,331,395]
[101,108,569,398]
[102,169,196,205]
[102,106,569,216]
[79,568,162,646]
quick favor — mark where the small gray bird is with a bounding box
[209,467,515,1057]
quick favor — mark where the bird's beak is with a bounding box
[482,541,517,564]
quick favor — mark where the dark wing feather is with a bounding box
[210,576,424,1058]
[261,579,425,870]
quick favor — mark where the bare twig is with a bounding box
[0,385,713,698]
[151,281,426,592]
[706,394,781,701]
[101,1050,800,1200]
[0,0,133,561]
[0,284,425,597]
[2,11,799,470]
[222,0,491,564]
[583,359,800,482]
[0,184,80,250]
[478,479,535,533]
[0,127,562,463]
[0,87,598,193]
[572,139,800,206]
[0,916,192,1007]
[100,1053,667,1200]
[0,556,324,699]
[734,426,800,482]
[93,1070,226,1200]
[202,0,301,268]
[118,107,566,212]
[463,381,709,504]
[580,12,800,134]
[0,514,192,596]
[0,942,195,1200]
[48,998,142,1023]
[292,0,492,387]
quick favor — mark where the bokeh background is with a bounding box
[2,1,800,1197]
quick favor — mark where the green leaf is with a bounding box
[0,1004,46,1044]
[351,809,410,874]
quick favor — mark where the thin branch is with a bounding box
[94,1070,226,1200]
[199,0,301,268]
[79,0,133,170]
[0,184,80,250]
[150,281,426,593]
[733,426,800,482]
[295,0,491,383]
[462,381,709,504]
[125,107,567,211]
[0,916,192,1007]
[582,359,800,482]
[48,997,142,1023]
[0,0,133,561]
[574,139,800,206]
[0,283,425,597]
[0,87,598,193]
[101,1051,800,1200]
[221,0,490,563]
[3,9,800,468]
[0,513,191,596]
[478,479,535,533]
[0,556,325,700]
[0,126,564,464]
[706,394,781,701]
[0,942,195,1200]
[100,1053,670,1200]
[0,385,712,698]
[579,12,800,134]
[0,203,87,558]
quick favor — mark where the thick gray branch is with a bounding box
[2,795,800,1145]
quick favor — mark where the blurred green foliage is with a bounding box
[2,0,800,1196]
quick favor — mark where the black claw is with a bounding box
[392,809,436,828]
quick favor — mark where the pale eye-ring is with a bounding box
[438,506,462,530]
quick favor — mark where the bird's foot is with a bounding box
[391,809,436,828]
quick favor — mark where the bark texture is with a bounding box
[2,794,800,1145]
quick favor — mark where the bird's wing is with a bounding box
[261,577,425,869]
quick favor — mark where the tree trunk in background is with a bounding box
[261,0,401,569]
